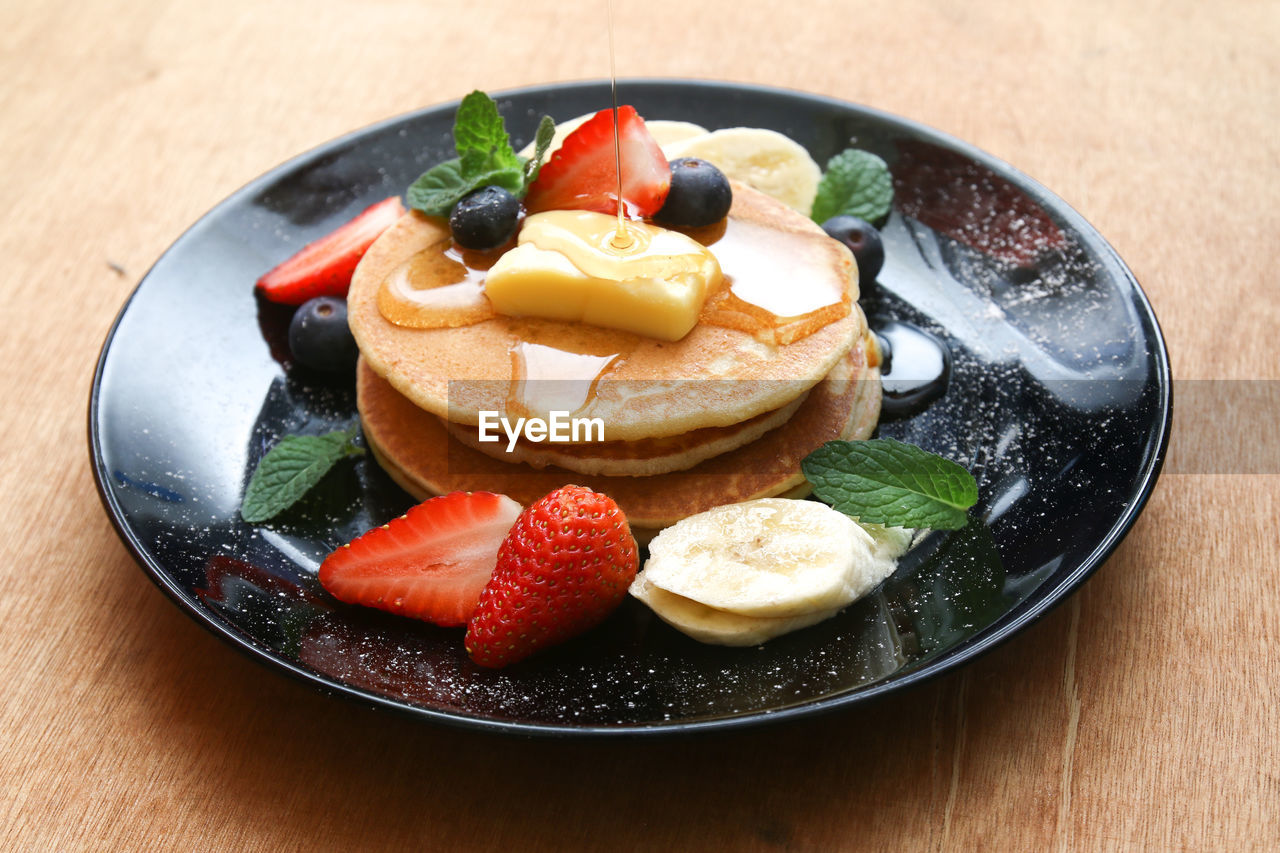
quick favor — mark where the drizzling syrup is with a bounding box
[606,0,634,251]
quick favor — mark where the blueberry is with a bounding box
[655,158,733,227]
[288,297,357,373]
[449,186,520,250]
[821,215,885,285]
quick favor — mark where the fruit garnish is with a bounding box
[640,499,884,618]
[241,425,365,523]
[630,499,914,645]
[406,91,555,218]
[801,438,979,530]
[255,195,405,305]
[654,157,732,227]
[820,215,885,284]
[810,148,894,226]
[465,485,639,668]
[662,127,821,213]
[523,106,671,218]
[288,296,358,373]
[449,185,521,250]
[318,491,524,627]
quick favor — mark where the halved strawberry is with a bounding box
[255,195,405,305]
[318,491,522,627]
[524,107,671,217]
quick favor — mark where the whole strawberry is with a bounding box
[465,485,638,668]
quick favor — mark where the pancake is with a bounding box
[347,182,862,442]
[357,338,882,539]
[443,388,810,477]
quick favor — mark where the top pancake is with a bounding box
[347,182,861,442]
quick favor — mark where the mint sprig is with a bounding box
[241,425,364,523]
[801,438,978,530]
[525,115,556,185]
[407,91,554,217]
[454,90,522,175]
[810,148,894,225]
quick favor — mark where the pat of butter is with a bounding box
[484,210,721,342]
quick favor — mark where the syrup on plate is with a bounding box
[873,320,951,419]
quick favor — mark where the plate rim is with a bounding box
[88,77,1173,738]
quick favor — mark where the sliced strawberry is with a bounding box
[255,195,405,305]
[524,107,671,217]
[318,491,522,627]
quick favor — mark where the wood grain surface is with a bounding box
[2,0,1277,849]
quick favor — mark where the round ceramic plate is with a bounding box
[90,80,1171,736]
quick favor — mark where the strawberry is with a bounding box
[524,107,671,217]
[255,195,405,305]
[465,485,639,668]
[318,491,523,627]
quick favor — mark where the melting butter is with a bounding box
[484,210,721,342]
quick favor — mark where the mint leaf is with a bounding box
[407,159,525,216]
[454,90,521,174]
[461,147,509,178]
[479,166,527,195]
[407,90,553,216]
[241,425,364,523]
[811,148,894,225]
[801,438,977,529]
[524,115,557,184]
[407,158,472,216]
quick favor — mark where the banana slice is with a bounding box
[639,120,709,148]
[638,499,876,619]
[631,500,917,645]
[861,523,916,561]
[517,115,709,161]
[661,128,822,214]
[631,573,842,646]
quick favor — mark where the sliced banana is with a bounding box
[861,522,916,561]
[630,500,916,645]
[517,114,709,161]
[661,128,822,214]
[640,120,709,148]
[631,573,842,647]
[638,498,873,619]
[516,113,590,161]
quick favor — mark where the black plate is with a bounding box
[89,80,1171,736]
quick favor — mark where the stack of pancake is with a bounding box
[347,183,881,543]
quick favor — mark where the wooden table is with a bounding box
[3,0,1276,848]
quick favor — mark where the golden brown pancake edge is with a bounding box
[356,339,882,537]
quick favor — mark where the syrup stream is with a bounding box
[606,0,633,251]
